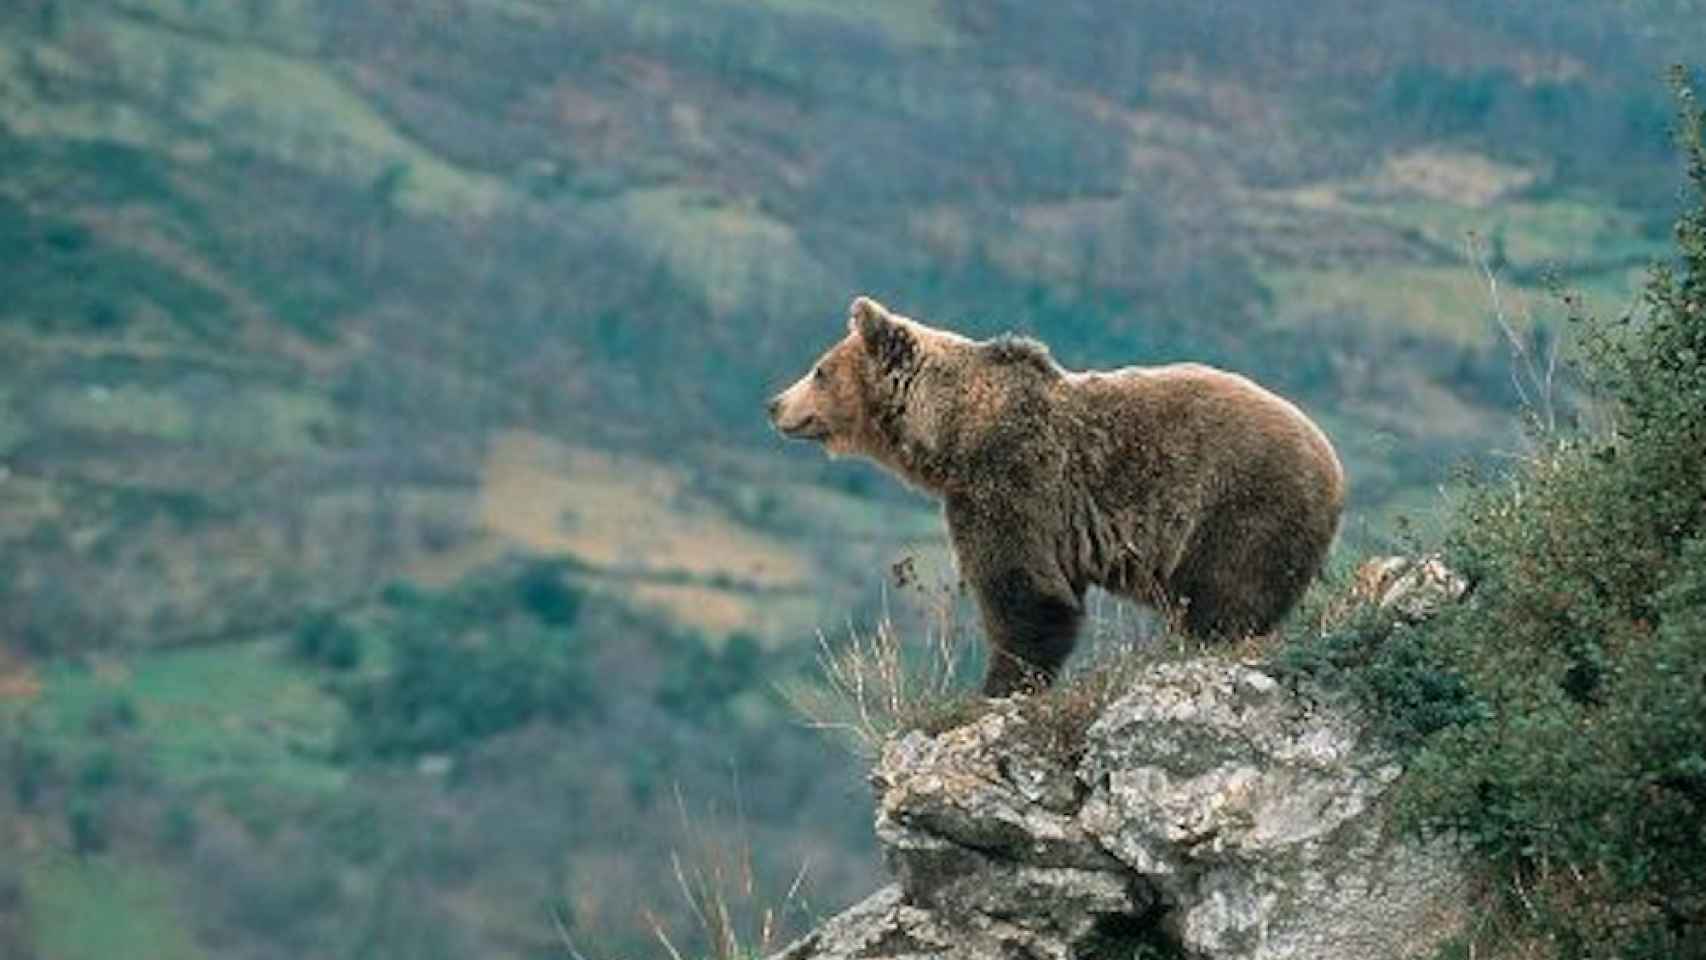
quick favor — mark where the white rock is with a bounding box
[773,659,1468,960]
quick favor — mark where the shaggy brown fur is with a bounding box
[769,297,1346,696]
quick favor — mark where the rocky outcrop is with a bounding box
[1353,556,1470,623]
[775,660,1468,960]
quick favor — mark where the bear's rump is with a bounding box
[1167,484,1333,636]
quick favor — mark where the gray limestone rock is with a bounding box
[774,659,1468,960]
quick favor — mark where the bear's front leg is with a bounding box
[944,494,1086,696]
[971,567,1084,697]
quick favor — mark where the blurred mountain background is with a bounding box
[0,1,1700,957]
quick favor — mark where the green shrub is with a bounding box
[656,631,761,721]
[333,563,597,758]
[1378,70,1706,958]
[515,560,582,628]
[7,738,55,809]
[159,802,199,852]
[77,748,119,791]
[1271,594,1485,749]
[68,797,109,855]
[292,613,363,670]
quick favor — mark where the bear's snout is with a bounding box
[768,385,830,441]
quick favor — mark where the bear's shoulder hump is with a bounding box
[983,334,1061,377]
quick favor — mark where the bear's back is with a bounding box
[1057,360,1344,637]
[1067,362,1340,493]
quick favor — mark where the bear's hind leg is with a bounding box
[1172,527,1321,641]
[973,568,1084,696]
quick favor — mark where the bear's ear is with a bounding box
[849,296,890,333]
[850,296,915,371]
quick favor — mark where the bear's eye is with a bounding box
[812,365,827,383]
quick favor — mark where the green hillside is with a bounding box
[1,0,1702,956]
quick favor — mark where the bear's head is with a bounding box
[767,296,925,458]
[768,296,1057,492]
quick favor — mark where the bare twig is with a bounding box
[647,909,689,960]
[653,780,813,960]
[1466,231,1561,437]
[549,904,591,960]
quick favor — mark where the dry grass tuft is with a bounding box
[628,788,810,960]
[782,568,980,756]
[1010,605,1222,763]
[786,564,1221,763]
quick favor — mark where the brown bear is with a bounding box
[768,296,1345,696]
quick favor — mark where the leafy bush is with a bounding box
[159,802,199,852]
[515,561,583,627]
[1270,587,1485,749]
[334,561,598,758]
[1355,71,1706,958]
[656,631,762,721]
[76,748,119,792]
[292,613,363,670]
[67,797,109,855]
[6,737,55,809]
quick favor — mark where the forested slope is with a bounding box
[0,1,1700,956]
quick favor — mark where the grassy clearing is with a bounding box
[599,188,830,318]
[24,857,208,960]
[1262,155,1664,347]
[475,431,798,582]
[40,383,194,442]
[1374,148,1540,207]
[1370,197,1662,267]
[104,0,325,53]
[1264,264,1509,346]
[1265,258,1639,356]
[25,641,345,795]
[39,382,336,452]
[19,11,508,217]
[0,46,181,152]
[629,581,821,637]
[726,0,958,46]
[476,431,820,637]
[547,0,956,47]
